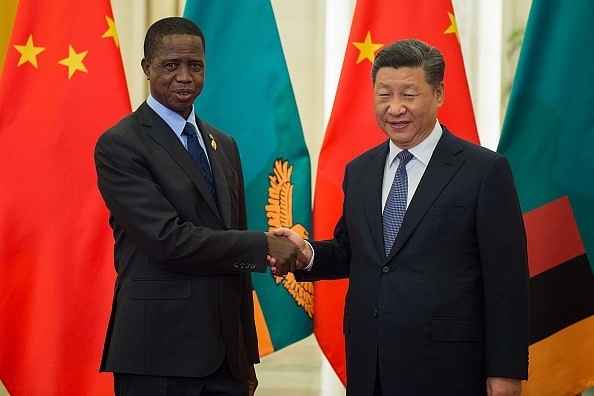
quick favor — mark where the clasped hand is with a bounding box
[265,228,311,276]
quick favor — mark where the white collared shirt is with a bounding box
[381,120,442,211]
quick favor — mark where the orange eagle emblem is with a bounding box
[265,159,314,318]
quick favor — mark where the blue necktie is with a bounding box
[182,122,216,199]
[383,150,414,257]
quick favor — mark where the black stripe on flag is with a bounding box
[529,254,594,344]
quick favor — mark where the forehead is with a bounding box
[374,67,427,87]
[156,34,204,57]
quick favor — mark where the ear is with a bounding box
[141,58,150,80]
[435,82,445,106]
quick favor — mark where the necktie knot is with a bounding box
[397,150,414,167]
[182,122,198,137]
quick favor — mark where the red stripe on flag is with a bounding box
[523,196,585,277]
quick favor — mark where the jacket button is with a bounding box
[373,309,379,318]
[382,266,389,273]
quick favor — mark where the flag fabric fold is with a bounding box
[313,0,478,384]
[498,1,594,394]
[0,1,130,394]
[183,0,313,356]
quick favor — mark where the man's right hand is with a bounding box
[265,232,307,276]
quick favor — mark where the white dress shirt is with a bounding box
[381,120,442,210]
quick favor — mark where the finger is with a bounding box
[272,227,289,236]
[274,261,289,276]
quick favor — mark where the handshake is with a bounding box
[265,228,312,276]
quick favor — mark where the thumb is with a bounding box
[273,227,290,236]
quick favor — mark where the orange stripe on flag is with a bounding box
[252,290,274,356]
[523,315,594,395]
[523,196,586,277]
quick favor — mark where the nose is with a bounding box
[387,99,406,116]
[176,64,192,82]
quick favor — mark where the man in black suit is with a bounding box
[94,17,301,396]
[273,39,529,395]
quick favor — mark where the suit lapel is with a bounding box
[387,129,465,259]
[196,118,232,229]
[362,143,390,261]
[137,103,223,222]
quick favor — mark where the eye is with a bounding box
[189,62,204,72]
[164,62,178,70]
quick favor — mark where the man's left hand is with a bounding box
[486,377,522,396]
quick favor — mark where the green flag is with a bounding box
[183,0,313,355]
[498,1,594,394]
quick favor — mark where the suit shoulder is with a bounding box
[347,141,388,168]
[96,112,136,146]
[442,127,504,162]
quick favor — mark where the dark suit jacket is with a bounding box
[297,126,529,395]
[94,101,267,379]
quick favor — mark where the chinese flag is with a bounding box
[313,0,479,385]
[0,1,130,394]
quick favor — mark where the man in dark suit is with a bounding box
[94,17,301,396]
[273,39,529,395]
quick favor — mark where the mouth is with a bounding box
[389,120,410,129]
[173,89,194,101]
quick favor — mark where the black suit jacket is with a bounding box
[95,101,266,379]
[297,126,529,395]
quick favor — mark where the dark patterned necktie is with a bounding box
[383,150,414,257]
[182,122,216,198]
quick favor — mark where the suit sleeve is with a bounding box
[477,156,530,379]
[295,166,353,282]
[94,125,268,275]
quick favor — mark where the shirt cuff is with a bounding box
[303,240,315,271]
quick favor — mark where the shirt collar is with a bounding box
[146,94,198,138]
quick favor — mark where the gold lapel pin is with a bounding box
[209,134,217,150]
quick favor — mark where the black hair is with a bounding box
[144,17,205,61]
[371,39,445,88]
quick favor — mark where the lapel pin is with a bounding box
[209,134,217,150]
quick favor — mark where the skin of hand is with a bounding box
[272,227,312,268]
[247,364,258,396]
[265,232,306,276]
[486,377,522,396]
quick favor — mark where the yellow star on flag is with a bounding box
[14,35,46,68]
[58,45,88,79]
[101,15,120,48]
[444,12,460,42]
[353,31,384,64]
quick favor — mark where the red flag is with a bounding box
[0,1,130,394]
[313,0,479,384]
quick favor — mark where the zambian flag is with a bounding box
[498,0,594,394]
[183,0,313,356]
